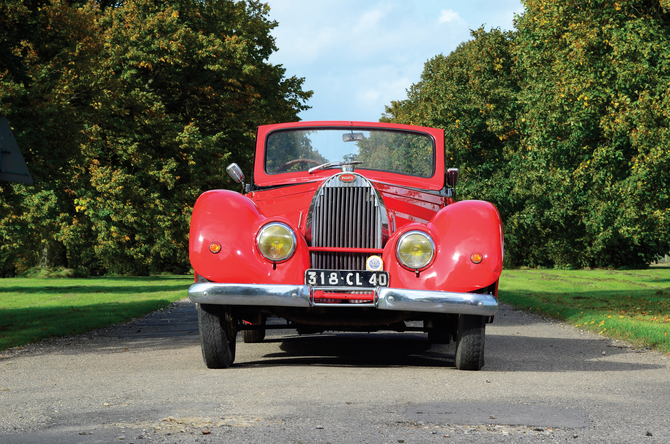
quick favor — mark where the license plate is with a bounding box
[305,269,389,288]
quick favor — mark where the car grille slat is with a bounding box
[355,187,362,255]
[309,174,385,271]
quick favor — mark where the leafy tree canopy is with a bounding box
[384,0,670,268]
[0,0,311,276]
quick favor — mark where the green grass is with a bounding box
[0,275,192,350]
[499,268,670,353]
[3,270,669,354]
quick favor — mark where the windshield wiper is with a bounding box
[308,161,362,174]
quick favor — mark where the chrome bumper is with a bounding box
[188,283,498,317]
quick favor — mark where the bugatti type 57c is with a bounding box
[188,121,503,370]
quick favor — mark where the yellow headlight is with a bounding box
[396,231,435,270]
[257,223,296,262]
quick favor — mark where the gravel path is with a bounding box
[1,300,669,443]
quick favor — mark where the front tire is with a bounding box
[242,315,266,343]
[197,304,236,368]
[454,314,486,370]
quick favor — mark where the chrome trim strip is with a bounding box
[310,286,377,291]
[369,179,451,197]
[188,283,311,307]
[188,283,498,316]
[375,287,498,316]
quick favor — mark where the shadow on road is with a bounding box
[242,332,450,368]
[231,330,665,372]
[7,300,665,375]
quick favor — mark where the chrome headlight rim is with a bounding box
[256,222,297,263]
[396,230,436,271]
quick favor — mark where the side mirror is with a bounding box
[226,163,245,184]
[447,168,459,187]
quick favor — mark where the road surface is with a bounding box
[1,300,669,443]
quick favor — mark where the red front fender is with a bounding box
[189,190,310,284]
[383,200,504,293]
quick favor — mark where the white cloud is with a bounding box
[272,26,339,64]
[438,9,462,24]
[265,0,523,122]
[356,75,415,116]
[354,4,392,33]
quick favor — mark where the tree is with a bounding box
[265,130,326,173]
[0,0,312,275]
[355,131,435,177]
[383,1,670,268]
[512,0,670,267]
[0,0,103,274]
[382,27,523,260]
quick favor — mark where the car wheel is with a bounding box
[197,303,236,368]
[454,314,486,370]
[242,316,266,343]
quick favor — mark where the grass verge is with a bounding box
[3,270,668,354]
[498,268,670,353]
[0,275,191,350]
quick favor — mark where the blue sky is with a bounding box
[266,0,525,123]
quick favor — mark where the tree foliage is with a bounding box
[265,131,326,174]
[0,0,311,276]
[355,131,435,177]
[384,0,670,268]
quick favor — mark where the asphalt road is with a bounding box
[1,300,669,444]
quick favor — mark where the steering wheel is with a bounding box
[275,158,322,173]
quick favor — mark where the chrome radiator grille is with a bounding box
[309,174,385,270]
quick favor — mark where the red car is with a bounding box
[188,121,503,370]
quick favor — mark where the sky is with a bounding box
[265,0,525,123]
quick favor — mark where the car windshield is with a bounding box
[265,128,435,177]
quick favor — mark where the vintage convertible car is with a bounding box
[188,121,503,370]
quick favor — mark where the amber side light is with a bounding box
[209,242,222,254]
[471,252,483,264]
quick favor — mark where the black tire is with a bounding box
[454,314,486,370]
[242,327,265,343]
[197,304,236,369]
[242,314,266,343]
